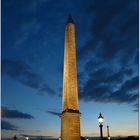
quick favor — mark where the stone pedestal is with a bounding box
[61,110,81,140]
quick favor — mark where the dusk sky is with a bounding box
[1,0,139,139]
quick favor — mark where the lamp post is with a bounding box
[107,125,110,140]
[98,113,104,140]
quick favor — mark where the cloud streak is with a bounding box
[46,110,60,117]
[2,59,55,96]
[1,120,18,130]
[79,73,138,108]
[1,106,34,119]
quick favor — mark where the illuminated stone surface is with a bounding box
[61,16,81,140]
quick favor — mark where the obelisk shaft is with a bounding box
[62,17,78,111]
[61,16,81,140]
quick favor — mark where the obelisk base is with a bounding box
[61,109,81,140]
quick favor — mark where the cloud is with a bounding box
[46,110,60,117]
[76,0,138,112]
[79,70,138,104]
[133,103,139,112]
[2,59,55,96]
[38,85,55,96]
[83,67,133,87]
[1,106,34,119]
[105,69,133,86]
[1,120,18,130]
[78,0,138,63]
[110,76,138,103]
[3,0,47,48]
[85,59,101,73]
[134,51,139,65]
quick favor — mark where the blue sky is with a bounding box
[1,0,138,139]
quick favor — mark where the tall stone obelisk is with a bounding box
[61,16,81,140]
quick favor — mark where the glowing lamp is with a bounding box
[98,113,104,139]
[98,112,104,125]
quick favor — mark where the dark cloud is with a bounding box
[110,76,139,103]
[2,59,55,96]
[78,0,138,63]
[37,85,55,96]
[83,67,133,87]
[79,70,138,105]
[105,69,133,85]
[77,72,87,88]
[1,120,18,130]
[133,102,139,112]
[1,106,34,119]
[85,59,101,73]
[76,0,138,112]
[134,51,139,65]
[46,110,60,117]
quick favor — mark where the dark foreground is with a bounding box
[2,136,139,140]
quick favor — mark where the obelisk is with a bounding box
[61,16,81,140]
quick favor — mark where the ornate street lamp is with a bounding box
[98,113,104,139]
